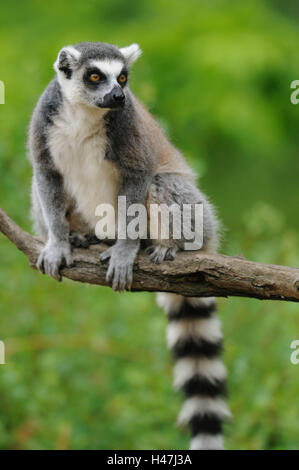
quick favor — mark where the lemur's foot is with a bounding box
[145,245,177,264]
[36,241,72,281]
[100,241,139,292]
[69,232,99,248]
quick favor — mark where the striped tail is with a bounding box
[157,293,231,450]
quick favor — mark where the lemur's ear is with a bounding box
[120,44,142,66]
[54,46,81,79]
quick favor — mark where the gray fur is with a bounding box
[29,79,72,280]
[99,92,154,290]
[145,173,219,254]
[75,42,125,64]
[28,41,225,450]
[29,41,219,290]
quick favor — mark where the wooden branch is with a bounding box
[1,207,299,302]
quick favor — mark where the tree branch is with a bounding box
[0,207,299,302]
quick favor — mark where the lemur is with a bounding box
[29,42,231,450]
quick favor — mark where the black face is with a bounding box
[82,66,128,109]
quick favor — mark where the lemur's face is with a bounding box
[54,42,141,109]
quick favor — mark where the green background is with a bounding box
[0,0,298,450]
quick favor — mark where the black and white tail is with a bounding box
[157,293,231,450]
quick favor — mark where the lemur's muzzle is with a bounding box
[98,86,125,109]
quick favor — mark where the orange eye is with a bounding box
[90,73,100,82]
[118,74,127,84]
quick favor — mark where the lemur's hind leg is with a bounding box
[145,173,219,263]
[66,208,100,248]
[69,232,100,248]
[145,244,177,263]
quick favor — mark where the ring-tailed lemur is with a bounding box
[29,42,231,450]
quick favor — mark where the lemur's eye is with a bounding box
[118,74,127,84]
[90,73,101,82]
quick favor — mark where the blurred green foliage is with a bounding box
[0,0,298,450]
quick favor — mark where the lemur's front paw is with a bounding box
[100,242,138,292]
[37,241,72,281]
[145,245,177,264]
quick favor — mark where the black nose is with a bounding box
[98,87,126,109]
[113,90,125,103]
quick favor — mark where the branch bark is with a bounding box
[1,207,299,302]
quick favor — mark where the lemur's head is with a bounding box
[54,42,141,109]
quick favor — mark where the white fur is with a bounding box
[53,46,81,73]
[120,44,142,66]
[88,59,124,97]
[189,434,224,450]
[48,100,120,235]
[55,66,86,105]
[166,316,222,349]
[55,58,125,106]
[173,358,227,389]
[156,293,184,315]
[178,397,231,425]
[90,59,124,78]
[157,293,216,317]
